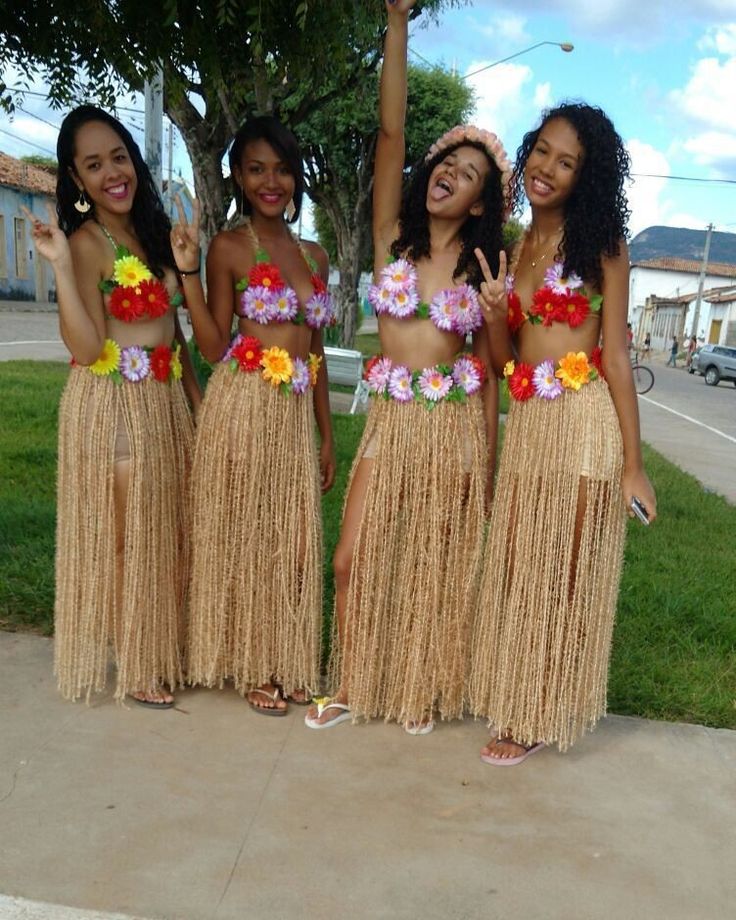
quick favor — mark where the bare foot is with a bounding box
[131,688,174,708]
[480,735,545,766]
[247,684,287,714]
[286,687,311,705]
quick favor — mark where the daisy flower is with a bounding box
[89,339,121,376]
[108,285,145,323]
[369,284,395,315]
[452,355,482,395]
[248,262,284,291]
[418,367,453,402]
[150,345,173,382]
[544,262,583,293]
[365,356,393,394]
[272,288,299,322]
[231,335,263,372]
[530,288,566,327]
[388,364,414,402]
[389,287,419,319]
[381,258,417,294]
[241,286,274,324]
[532,359,563,400]
[291,357,311,395]
[451,285,482,335]
[555,351,592,391]
[560,292,590,328]
[138,279,170,319]
[120,345,150,383]
[112,253,152,288]
[305,292,331,328]
[261,346,293,387]
[428,289,455,331]
[508,362,535,401]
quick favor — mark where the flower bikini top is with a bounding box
[506,260,603,334]
[235,219,334,330]
[368,257,483,336]
[97,224,182,323]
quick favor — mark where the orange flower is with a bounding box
[261,346,293,387]
[555,351,592,390]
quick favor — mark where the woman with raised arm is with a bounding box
[185,116,335,715]
[27,105,201,706]
[305,0,510,733]
[470,103,658,764]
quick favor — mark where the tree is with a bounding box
[299,64,474,346]
[20,154,58,174]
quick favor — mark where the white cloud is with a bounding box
[698,23,736,54]
[476,13,530,49]
[626,139,672,235]
[682,131,736,171]
[670,56,736,133]
[533,82,552,110]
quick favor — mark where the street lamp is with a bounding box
[463,42,574,80]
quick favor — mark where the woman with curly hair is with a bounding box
[305,0,509,733]
[469,103,658,763]
[26,105,201,706]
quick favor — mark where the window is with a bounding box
[14,217,27,279]
[0,215,6,278]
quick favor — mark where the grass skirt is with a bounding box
[187,365,322,696]
[332,395,486,723]
[469,379,627,750]
[54,367,194,702]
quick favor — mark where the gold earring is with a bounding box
[285,199,296,222]
[74,190,91,214]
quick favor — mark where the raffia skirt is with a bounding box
[187,365,322,696]
[54,367,194,702]
[331,395,486,724]
[469,379,627,750]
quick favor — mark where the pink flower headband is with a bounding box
[425,124,513,193]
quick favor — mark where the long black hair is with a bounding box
[390,141,506,288]
[228,115,304,224]
[514,102,631,289]
[56,105,175,278]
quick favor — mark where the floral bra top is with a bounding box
[368,257,483,336]
[506,261,602,334]
[97,224,182,323]
[235,220,334,330]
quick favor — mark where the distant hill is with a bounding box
[630,226,736,265]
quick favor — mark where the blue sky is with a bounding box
[1,0,735,240]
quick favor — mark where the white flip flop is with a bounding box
[304,698,352,730]
[404,719,435,735]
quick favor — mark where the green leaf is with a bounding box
[589,293,603,313]
[171,291,184,307]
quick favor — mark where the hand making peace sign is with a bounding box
[170,194,201,275]
[474,247,508,325]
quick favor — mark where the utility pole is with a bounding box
[166,121,174,217]
[691,222,714,342]
[144,66,164,192]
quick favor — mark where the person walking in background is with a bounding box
[666,334,678,367]
[642,332,651,360]
[685,334,697,369]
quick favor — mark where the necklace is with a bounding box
[525,227,563,268]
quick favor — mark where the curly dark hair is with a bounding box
[56,105,175,279]
[228,115,304,225]
[390,141,506,288]
[513,102,631,289]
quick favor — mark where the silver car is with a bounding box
[689,343,736,386]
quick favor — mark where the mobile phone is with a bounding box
[631,497,650,526]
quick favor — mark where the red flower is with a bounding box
[529,288,566,327]
[150,345,173,382]
[138,278,170,319]
[590,346,604,378]
[108,285,145,323]
[468,354,488,385]
[231,335,263,372]
[310,273,327,295]
[363,354,380,380]
[508,362,535,401]
[507,291,525,333]
[248,262,284,291]
[560,292,590,328]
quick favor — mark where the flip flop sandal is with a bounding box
[284,688,313,706]
[130,693,175,710]
[304,698,352,730]
[404,718,435,735]
[480,737,545,767]
[248,687,288,717]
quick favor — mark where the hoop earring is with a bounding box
[74,190,91,214]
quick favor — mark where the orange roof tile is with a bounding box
[0,151,56,197]
[632,257,736,278]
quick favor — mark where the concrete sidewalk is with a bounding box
[1,632,734,920]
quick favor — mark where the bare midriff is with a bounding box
[378,314,466,371]
[517,312,602,366]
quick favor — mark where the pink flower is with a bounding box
[369,285,395,316]
[418,367,453,402]
[429,289,455,331]
[544,262,583,294]
[119,345,150,382]
[381,258,417,294]
[388,365,414,402]
[452,355,482,395]
[389,287,419,319]
[291,357,311,394]
[272,288,299,322]
[366,356,393,394]
[305,292,332,328]
[532,359,564,400]
[450,285,482,335]
[241,285,274,324]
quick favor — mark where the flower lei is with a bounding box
[98,247,183,322]
[83,339,183,384]
[367,258,482,336]
[503,347,604,402]
[235,221,334,330]
[506,261,603,333]
[364,353,486,408]
[222,334,321,396]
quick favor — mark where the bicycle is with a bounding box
[630,353,654,395]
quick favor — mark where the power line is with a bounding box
[0,126,55,155]
[631,172,736,186]
[4,85,146,115]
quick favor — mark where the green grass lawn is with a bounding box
[1,360,734,729]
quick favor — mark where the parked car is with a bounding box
[689,343,736,386]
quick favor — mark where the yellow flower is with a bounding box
[261,346,293,387]
[112,254,152,288]
[503,360,515,378]
[89,338,121,376]
[170,344,182,380]
[308,353,322,386]
[555,351,591,390]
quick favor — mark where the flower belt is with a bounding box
[222,334,321,396]
[78,339,183,384]
[504,348,604,401]
[364,353,486,407]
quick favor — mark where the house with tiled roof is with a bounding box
[628,229,736,349]
[0,151,56,301]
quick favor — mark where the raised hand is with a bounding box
[21,203,71,268]
[170,195,201,273]
[474,247,508,324]
[386,0,416,14]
